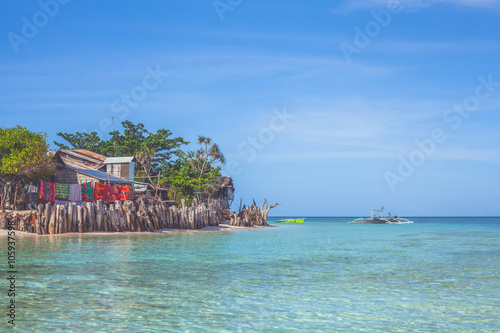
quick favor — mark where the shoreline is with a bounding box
[0,224,271,238]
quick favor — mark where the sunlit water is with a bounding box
[1,217,499,332]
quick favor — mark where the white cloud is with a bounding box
[369,40,500,54]
[332,0,500,14]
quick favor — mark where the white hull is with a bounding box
[349,217,413,224]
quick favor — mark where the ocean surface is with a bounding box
[2,217,499,332]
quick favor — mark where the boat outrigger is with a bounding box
[349,207,413,224]
[276,218,305,223]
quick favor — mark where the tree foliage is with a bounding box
[54,123,228,206]
[53,131,103,153]
[164,136,225,205]
[0,126,54,181]
[54,121,188,173]
[0,126,54,212]
[188,136,225,179]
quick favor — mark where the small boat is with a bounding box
[276,218,305,223]
[349,207,413,224]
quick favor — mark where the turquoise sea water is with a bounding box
[2,217,499,332]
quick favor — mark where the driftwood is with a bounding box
[44,203,51,235]
[36,204,43,235]
[103,209,109,232]
[108,204,117,232]
[67,203,73,233]
[48,204,56,235]
[115,202,125,232]
[77,205,83,233]
[56,205,62,234]
[230,199,280,227]
[96,200,103,231]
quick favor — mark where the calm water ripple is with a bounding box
[1,217,499,332]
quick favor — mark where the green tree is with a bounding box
[53,131,104,153]
[0,126,54,211]
[55,120,188,174]
[162,155,200,206]
[164,136,225,205]
[188,136,225,179]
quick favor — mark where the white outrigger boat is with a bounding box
[349,207,413,224]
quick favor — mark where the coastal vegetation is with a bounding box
[53,121,225,205]
[0,126,54,212]
[54,120,188,172]
[165,136,225,206]
[1,123,280,230]
[0,122,226,209]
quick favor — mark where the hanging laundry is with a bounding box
[81,182,94,202]
[55,183,71,200]
[29,185,38,193]
[120,185,131,201]
[105,184,121,203]
[94,183,107,201]
[69,184,82,202]
[38,180,56,204]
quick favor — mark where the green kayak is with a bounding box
[277,218,305,223]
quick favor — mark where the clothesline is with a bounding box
[38,180,131,204]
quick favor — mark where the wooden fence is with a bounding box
[1,198,224,234]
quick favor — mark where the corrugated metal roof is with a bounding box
[73,149,107,162]
[57,149,107,170]
[66,166,134,184]
[104,157,136,164]
[60,156,106,171]
[59,149,105,164]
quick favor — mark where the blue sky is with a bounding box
[1,0,499,216]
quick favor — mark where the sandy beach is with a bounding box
[0,223,265,238]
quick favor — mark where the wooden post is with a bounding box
[123,201,132,231]
[108,204,115,232]
[82,206,88,233]
[149,206,159,230]
[110,203,121,232]
[77,205,83,233]
[54,204,59,234]
[48,204,56,235]
[72,204,78,232]
[115,201,125,232]
[103,209,109,232]
[67,203,73,233]
[96,200,103,231]
[160,205,167,229]
[36,204,44,235]
[86,202,93,233]
[61,205,67,234]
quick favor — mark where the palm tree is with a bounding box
[188,136,225,178]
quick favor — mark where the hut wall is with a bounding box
[107,163,133,180]
[54,167,79,184]
[76,173,102,184]
[121,163,130,180]
[54,167,102,185]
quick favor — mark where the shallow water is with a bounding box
[2,217,499,332]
